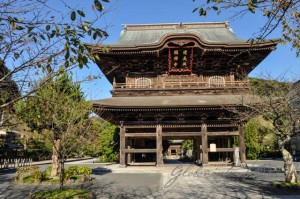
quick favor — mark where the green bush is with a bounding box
[45,166,52,175]
[16,167,29,182]
[67,166,79,175]
[32,171,46,183]
[77,166,92,176]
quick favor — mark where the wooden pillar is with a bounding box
[196,137,201,163]
[119,123,126,167]
[127,139,132,164]
[156,125,163,167]
[239,124,246,163]
[201,124,208,164]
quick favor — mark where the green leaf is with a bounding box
[88,30,92,36]
[14,52,20,59]
[192,8,198,13]
[10,20,15,30]
[46,65,52,73]
[27,26,34,33]
[199,8,206,16]
[0,35,3,42]
[16,25,24,30]
[55,25,60,34]
[94,0,103,12]
[82,56,88,65]
[65,49,70,59]
[82,25,89,32]
[93,32,98,40]
[40,34,46,40]
[71,11,76,21]
[102,0,109,2]
[77,10,85,17]
[46,25,51,31]
[212,6,218,11]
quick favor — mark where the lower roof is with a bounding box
[92,95,256,108]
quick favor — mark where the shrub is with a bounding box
[67,166,79,175]
[16,167,29,182]
[32,171,46,183]
[77,166,92,176]
[45,166,52,175]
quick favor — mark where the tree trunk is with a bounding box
[50,139,60,178]
[59,158,65,191]
[281,148,298,183]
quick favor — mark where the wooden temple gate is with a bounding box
[89,22,278,167]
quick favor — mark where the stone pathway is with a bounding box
[1,159,300,199]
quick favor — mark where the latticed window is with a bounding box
[209,76,225,87]
[135,77,151,88]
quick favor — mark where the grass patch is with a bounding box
[271,181,300,189]
[23,176,35,183]
[30,188,90,199]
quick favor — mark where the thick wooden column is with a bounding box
[196,137,201,163]
[239,124,246,163]
[127,139,132,164]
[201,124,208,164]
[156,125,163,167]
[119,123,126,167]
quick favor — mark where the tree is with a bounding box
[244,116,274,159]
[193,0,300,56]
[80,117,103,157]
[0,0,109,111]
[0,60,19,127]
[15,72,93,190]
[98,121,119,162]
[232,77,299,182]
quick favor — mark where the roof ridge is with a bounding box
[123,22,229,31]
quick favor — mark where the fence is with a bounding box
[0,158,32,169]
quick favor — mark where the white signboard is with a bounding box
[210,143,216,152]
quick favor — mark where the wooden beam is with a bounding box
[208,148,235,152]
[207,131,239,136]
[125,133,156,137]
[123,125,156,129]
[125,149,157,153]
[163,132,202,137]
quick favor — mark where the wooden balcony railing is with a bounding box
[113,80,249,90]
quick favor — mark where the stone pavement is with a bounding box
[1,158,300,199]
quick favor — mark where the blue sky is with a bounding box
[78,0,300,100]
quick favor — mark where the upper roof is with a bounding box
[110,22,246,47]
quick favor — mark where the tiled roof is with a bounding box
[93,95,257,108]
[110,22,246,47]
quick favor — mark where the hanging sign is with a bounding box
[168,47,193,74]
